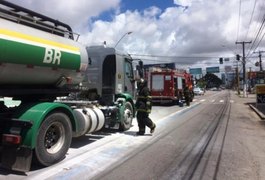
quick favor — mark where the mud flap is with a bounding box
[2,146,32,172]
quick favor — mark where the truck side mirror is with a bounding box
[137,61,144,78]
[139,60,143,69]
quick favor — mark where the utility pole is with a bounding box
[235,41,252,98]
[253,51,265,71]
[236,66,240,95]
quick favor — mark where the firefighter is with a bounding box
[135,78,156,135]
[184,86,190,106]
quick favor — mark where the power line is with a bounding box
[236,0,242,42]
[252,30,265,53]
[130,53,234,59]
[244,0,258,40]
[246,13,265,57]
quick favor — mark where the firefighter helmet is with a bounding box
[139,78,145,84]
[138,78,147,86]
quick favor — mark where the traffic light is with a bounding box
[236,54,240,61]
[219,58,223,64]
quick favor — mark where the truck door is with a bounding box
[124,59,135,96]
[164,75,172,96]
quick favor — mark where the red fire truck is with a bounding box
[144,67,194,104]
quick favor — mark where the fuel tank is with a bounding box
[73,107,105,137]
[0,18,88,87]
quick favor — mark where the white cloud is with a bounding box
[8,0,120,32]
[4,0,265,70]
[174,0,193,7]
[143,6,161,17]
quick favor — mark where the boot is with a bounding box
[136,132,145,136]
[150,124,156,134]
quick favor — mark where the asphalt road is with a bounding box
[95,90,231,180]
[1,90,265,180]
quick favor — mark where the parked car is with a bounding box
[194,87,204,95]
[210,87,217,91]
[210,87,221,91]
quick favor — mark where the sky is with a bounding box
[5,0,265,71]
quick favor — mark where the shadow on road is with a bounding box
[123,131,152,137]
[71,129,116,149]
[0,166,26,176]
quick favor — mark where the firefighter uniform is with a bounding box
[184,86,190,106]
[135,79,156,135]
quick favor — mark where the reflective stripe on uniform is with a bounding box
[137,96,152,98]
[136,109,151,113]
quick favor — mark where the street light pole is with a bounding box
[114,31,132,48]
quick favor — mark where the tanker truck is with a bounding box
[0,1,138,172]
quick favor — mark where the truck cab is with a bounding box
[83,46,135,105]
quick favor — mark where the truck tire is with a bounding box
[34,112,72,166]
[120,102,133,131]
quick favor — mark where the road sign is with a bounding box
[206,66,220,73]
[256,84,265,94]
[225,66,232,72]
[189,68,202,75]
[256,84,265,105]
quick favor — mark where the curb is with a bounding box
[249,104,265,120]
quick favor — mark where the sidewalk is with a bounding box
[236,91,265,120]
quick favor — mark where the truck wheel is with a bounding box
[34,112,72,166]
[120,102,133,131]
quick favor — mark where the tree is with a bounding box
[204,73,222,88]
